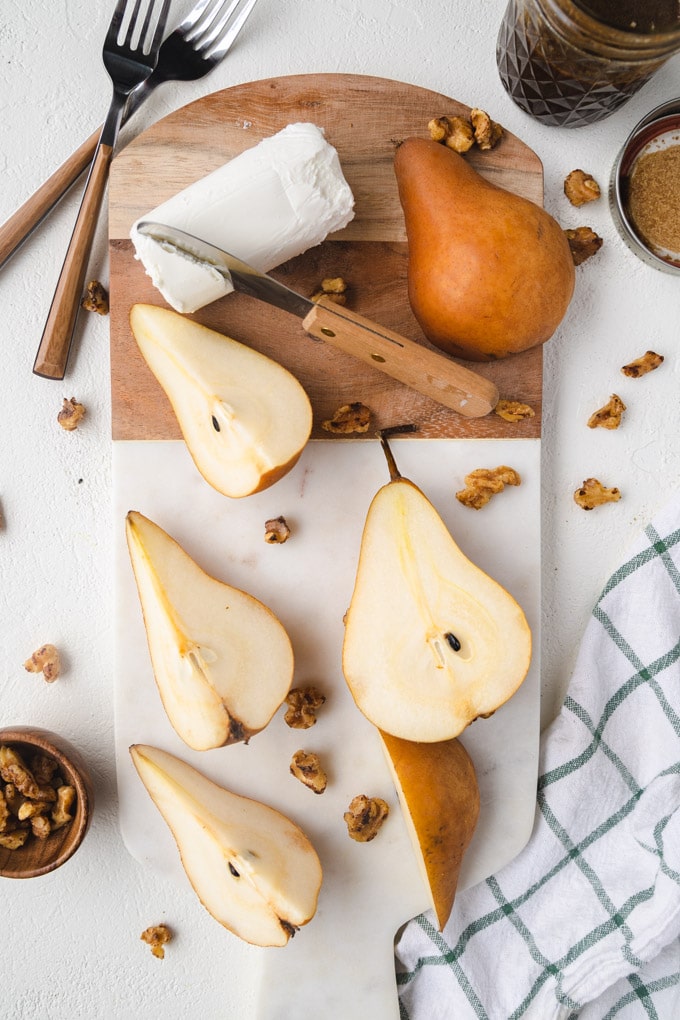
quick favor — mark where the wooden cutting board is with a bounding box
[109,72,543,441]
[109,74,543,1019]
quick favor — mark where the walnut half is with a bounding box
[289,750,328,794]
[284,686,326,729]
[140,924,172,959]
[24,644,61,682]
[344,794,390,843]
[456,466,521,510]
[621,351,664,378]
[564,169,601,207]
[574,478,621,510]
[587,394,626,430]
[565,226,603,266]
[322,402,372,435]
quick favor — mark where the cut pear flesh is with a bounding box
[129,304,313,498]
[343,478,531,742]
[380,731,479,930]
[130,745,322,947]
[126,511,294,751]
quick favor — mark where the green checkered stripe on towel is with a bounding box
[395,511,680,1020]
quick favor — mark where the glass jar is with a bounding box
[496,0,680,128]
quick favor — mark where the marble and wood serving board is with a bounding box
[109,74,543,1019]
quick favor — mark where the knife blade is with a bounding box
[136,221,499,418]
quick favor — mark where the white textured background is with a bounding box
[1,1,679,1017]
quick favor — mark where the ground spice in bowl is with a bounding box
[610,101,680,273]
[626,144,680,256]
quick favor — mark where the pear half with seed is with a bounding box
[126,511,293,751]
[130,745,322,946]
[129,304,313,498]
[342,432,531,742]
[380,731,479,930]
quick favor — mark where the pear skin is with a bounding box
[394,137,575,362]
[380,731,479,930]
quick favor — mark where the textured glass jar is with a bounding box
[497,0,680,128]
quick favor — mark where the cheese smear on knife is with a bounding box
[130,123,355,313]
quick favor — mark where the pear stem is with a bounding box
[377,424,417,482]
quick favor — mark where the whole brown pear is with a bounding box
[394,137,575,362]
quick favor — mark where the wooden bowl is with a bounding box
[0,727,94,879]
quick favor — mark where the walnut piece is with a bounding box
[81,279,109,315]
[494,399,536,423]
[57,398,86,432]
[344,794,390,843]
[0,745,75,853]
[587,394,626,430]
[427,114,474,152]
[264,516,291,544]
[574,478,621,510]
[24,643,61,682]
[565,226,603,266]
[444,116,475,153]
[51,785,76,830]
[0,829,29,850]
[0,746,42,800]
[429,110,502,152]
[0,789,9,833]
[564,169,601,207]
[322,402,372,435]
[141,924,173,960]
[621,351,664,378]
[470,108,503,150]
[289,750,328,794]
[284,686,326,729]
[456,465,521,510]
[311,276,348,306]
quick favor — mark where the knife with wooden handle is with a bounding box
[136,222,499,419]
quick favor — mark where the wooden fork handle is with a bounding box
[33,142,112,380]
[302,297,499,418]
[0,128,100,270]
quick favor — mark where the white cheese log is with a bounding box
[130,123,355,314]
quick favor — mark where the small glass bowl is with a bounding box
[609,99,680,274]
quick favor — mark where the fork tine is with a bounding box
[147,0,172,54]
[122,0,144,47]
[184,0,240,44]
[105,0,131,47]
[209,0,259,56]
[194,0,259,55]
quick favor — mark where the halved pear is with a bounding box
[129,304,313,498]
[130,745,322,946]
[126,511,293,751]
[380,731,479,930]
[342,433,532,742]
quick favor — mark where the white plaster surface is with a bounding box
[1,1,680,1017]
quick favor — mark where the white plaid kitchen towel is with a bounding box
[396,492,680,1019]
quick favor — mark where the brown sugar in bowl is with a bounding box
[0,727,94,879]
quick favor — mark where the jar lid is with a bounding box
[610,99,680,274]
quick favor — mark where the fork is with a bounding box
[32,0,171,380]
[0,0,259,273]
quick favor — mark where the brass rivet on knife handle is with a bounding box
[33,143,113,380]
[0,129,99,272]
[302,296,499,418]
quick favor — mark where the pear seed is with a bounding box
[445,632,461,652]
